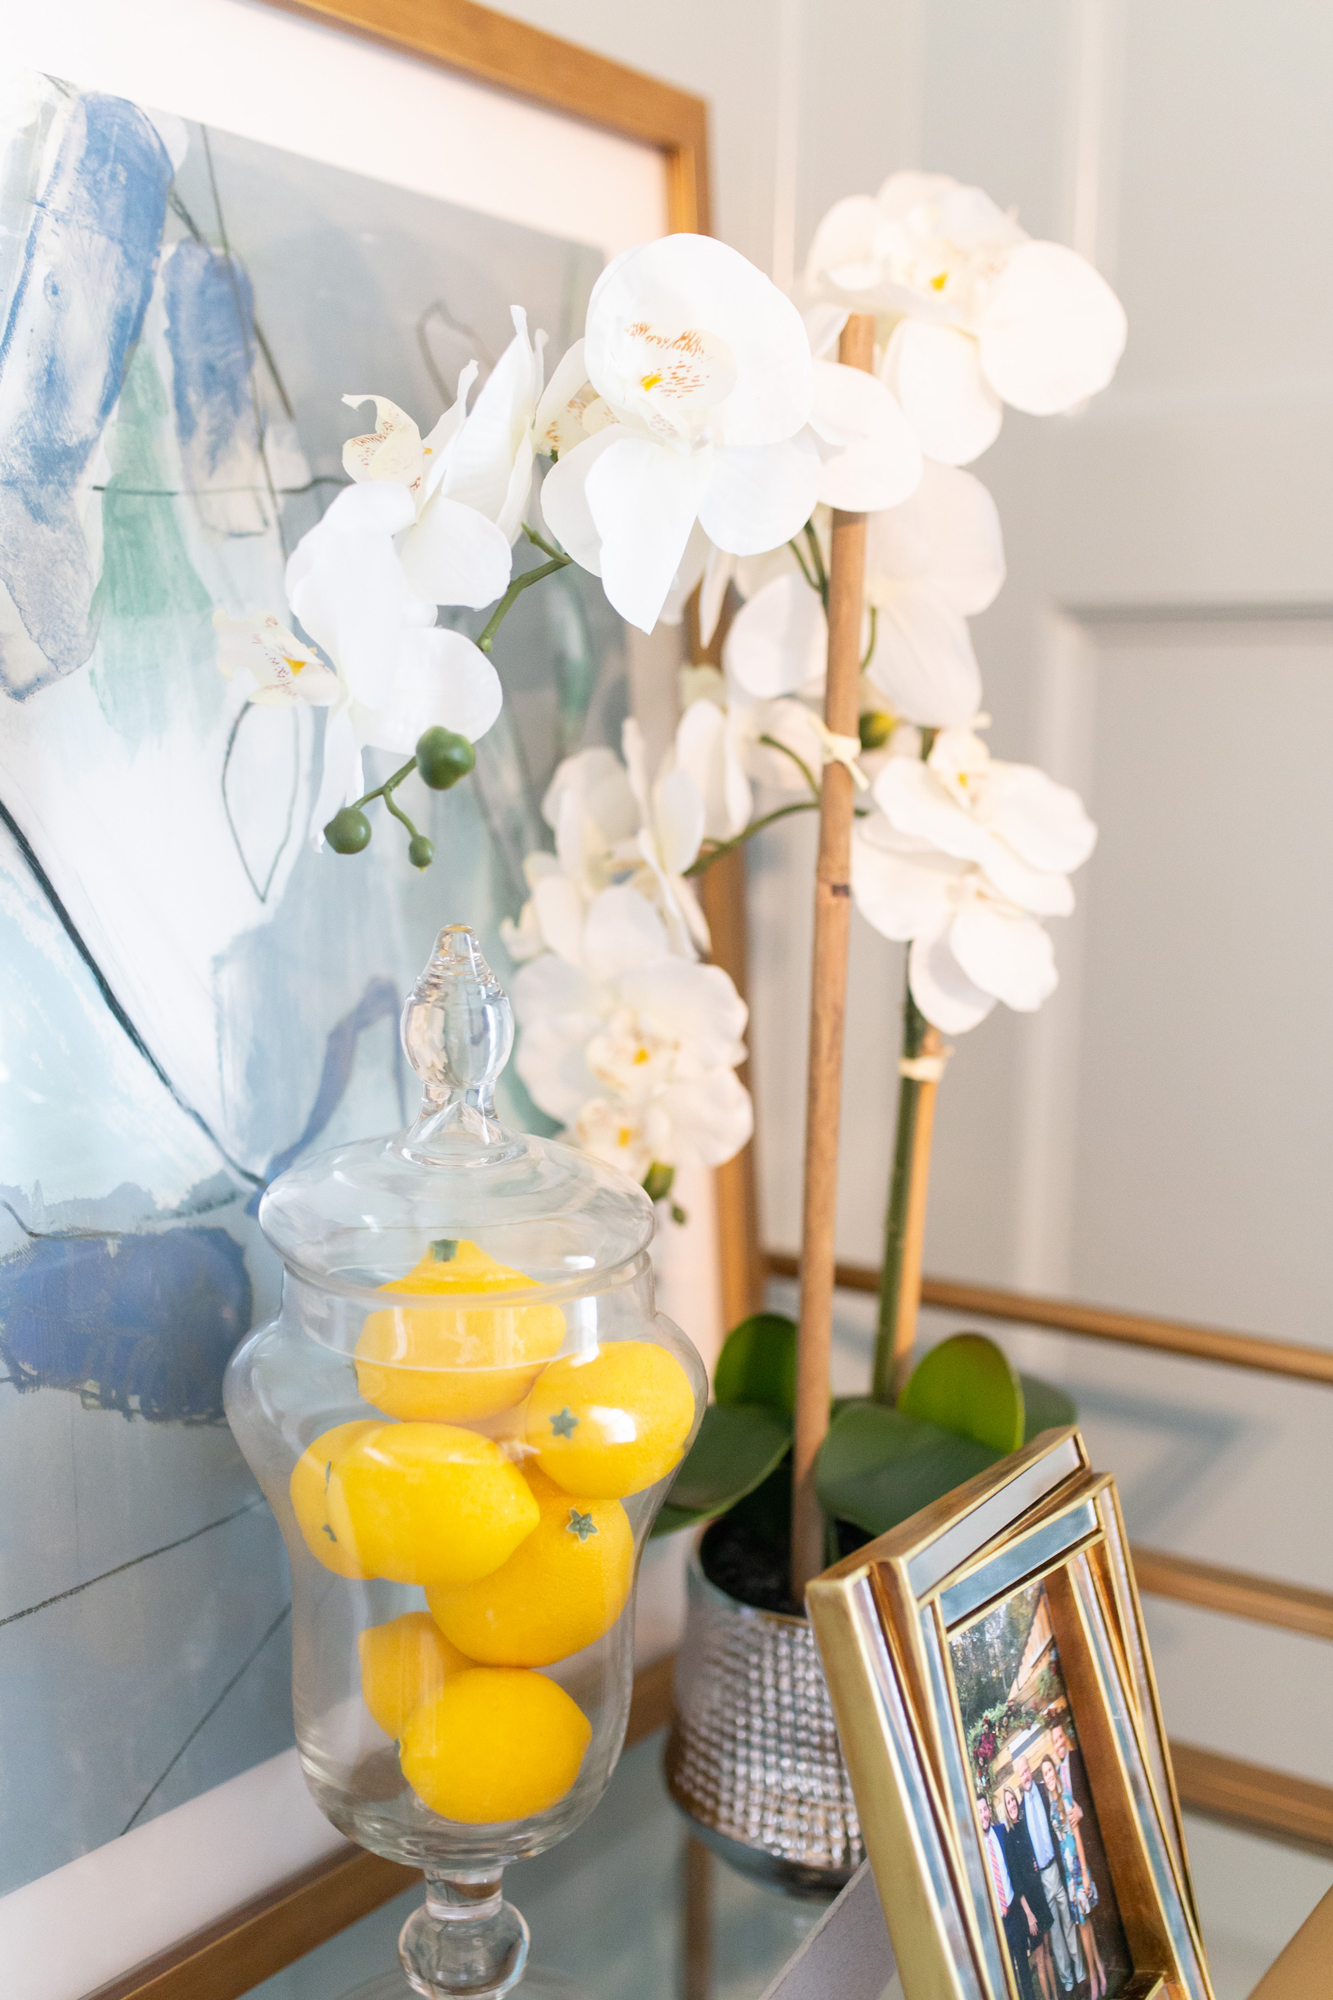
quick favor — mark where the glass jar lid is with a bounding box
[257,926,654,1306]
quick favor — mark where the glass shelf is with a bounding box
[242,1730,826,2000]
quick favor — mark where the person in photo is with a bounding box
[1001,1784,1056,2000]
[1013,1751,1085,1993]
[1042,1754,1107,2000]
[978,1791,1038,2000]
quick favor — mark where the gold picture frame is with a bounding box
[808,1430,1215,2000]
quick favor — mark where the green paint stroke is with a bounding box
[90,346,219,745]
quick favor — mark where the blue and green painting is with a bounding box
[0,70,622,1894]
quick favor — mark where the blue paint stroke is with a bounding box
[0,1228,252,1422]
[247,978,404,1213]
[0,91,172,696]
[162,239,257,494]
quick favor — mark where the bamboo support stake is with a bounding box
[880,1024,945,1396]
[791,312,875,1600]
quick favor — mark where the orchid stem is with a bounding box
[757,732,821,802]
[522,522,564,561]
[860,604,878,673]
[873,978,929,1401]
[803,518,830,610]
[788,535,820,596]
[682,798,819,876]
[477,553,571,654]
[382,788,422,840]
[871,724,941,1402]
[351,755,417,813]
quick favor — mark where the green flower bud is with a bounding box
[859,709,894,752]
[324,807,372,854]
[415,727,476,790]
[408,834,435,869]
[642,1161,675,1204]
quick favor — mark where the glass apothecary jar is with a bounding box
[224,926,706,1999]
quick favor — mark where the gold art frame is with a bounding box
[74,7,716,1996]
[808,1430,1216,2000]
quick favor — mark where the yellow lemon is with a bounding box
[426,1469,632,1666]
[289,1419,379,1577]
[333,1421,539,1585]
[524,1342,695,1498]
[358,1612,474,1737]
[355,1239,566,1421]
[400,1667,591,1823]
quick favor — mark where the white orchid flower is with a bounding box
[538,234,818,633]
[213,611,340,706]
[283,483,503,834]
[621,717,709,958]
[674,665,832,841]
[526,724,709,959]
[724,463,1003,728]
[851,726,1096,1032]
[510,882,752,1177]
[341,306,545,607]
[803,171,1127,465]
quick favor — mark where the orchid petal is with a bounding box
[438,305,542,532]
[652,765,706,877]
[530,872,590,968]
[909,922,996,1033]
[538,426,623,576]
[865,583,982,728]
[420,361,478,496]
[851,822,961,941]
[949,899,1058,1011]
[809,360,923,512]
[658,516,712,627]
[341,395,424,488]
[585,434,712,633]
[357,627,502,750]
[865,460,1005,615]
[616,959,748,1069]
[656,1070,754,1168]
[977,761,1098,874]
[533,338,592,457]
[583,883,670,981]
[803,302,850,361]
[881,320,1002,466]
[542,744,639,846]
[311,702,362,842]
[700,435,821,557]
[723,572,826,700]
[976,241,1126,415]
[213,611,340,706]
[398,493,514,608]
[285,483,433,705]
[674,696,752,840]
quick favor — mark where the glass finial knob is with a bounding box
[401,924,514,1145]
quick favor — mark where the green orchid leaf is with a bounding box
[816,1401,1002,1539]
[650,1402,792,1536]
[898,1332,1025,1452]
[1018,1373,1077,1442]
[712,1312,798,1418]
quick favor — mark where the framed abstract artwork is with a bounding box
[0,4,714,1993]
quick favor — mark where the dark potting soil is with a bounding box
[700,1514,802,1615]
[699,1509,874,1617]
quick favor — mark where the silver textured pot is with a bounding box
[664,1547,863,1898]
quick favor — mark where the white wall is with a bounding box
[498,4,1333,1990]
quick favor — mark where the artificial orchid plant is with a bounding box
[222,173,1125,1569]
